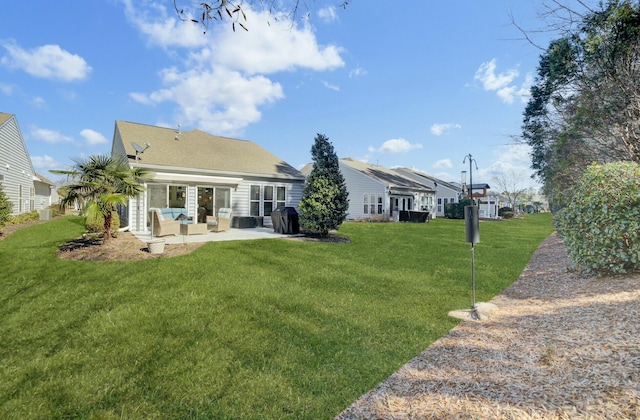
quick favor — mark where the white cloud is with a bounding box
[0,40,92,82]
[30,127,75,145]
[433,159,452,169]
[322,80,340,91]
[474,59,530,104]
[132,66,284,135]
[317,6,339,23]
[478,143,539,188]
[430,123,461,136]
[32,96,46,108]
[80,129,108,146]
[0,83,13,95]
[124,3,344,135]
[31,155,61,171]
[121,0,209,49]
[373,138,423,154]
[349,67,367,78]
[203,11,344,75]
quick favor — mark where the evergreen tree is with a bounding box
[0,184,12,228]
[299,133,349,236]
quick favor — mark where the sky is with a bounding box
[1,0,579,189]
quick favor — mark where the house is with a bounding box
[33,173,58,211]
[111,120,305,232]
[394,167,463,218]
[301,158,435,221]
[465,183,499,218]
[0,112,56,215]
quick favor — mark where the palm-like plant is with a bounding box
[52,155,154,241]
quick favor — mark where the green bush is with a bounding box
[444,198,471,219]
[555,162,640,275]
[86,211,120,237]
[502,211,515,219]
[0,185,12,229]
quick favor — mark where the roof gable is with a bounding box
[0,112,35,174]
[113,121,303,180]
[0,112,13,126]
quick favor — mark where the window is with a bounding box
[363,194,369,214]
[251,184,285,217]
[377,194,383,214]
[214,187,231,214]
[263,186,274,216]
[250,185,261,216]
[276,186,286,208]
[370,194,375,215]
[437,198,442,213]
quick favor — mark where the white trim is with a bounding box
[152,172,242,186]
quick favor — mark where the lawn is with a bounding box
[0,214,553,419]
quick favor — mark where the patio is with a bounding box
[131,226,302,244]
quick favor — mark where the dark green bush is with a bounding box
[498,207,513,217]
[0,185,12,229]
[555,162,640,275]
[444,198,471,219]
[502,211,515,219]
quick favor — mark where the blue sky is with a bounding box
[1,0,569,187]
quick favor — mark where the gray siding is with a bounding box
[339,162,387,220]
[234,178,303,227]
[33,180,54,211]
[0,115,37,215]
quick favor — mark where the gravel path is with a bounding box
[337,233,640,419]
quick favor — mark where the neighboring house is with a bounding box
[394,167,462,218]
[0,112,43,215]
[465,183,499,218]
[33,173,58,211]
[301,158,435,221]
[111,120,305,232]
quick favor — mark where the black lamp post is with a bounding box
[463,153,478,205]
[463,153,480,319]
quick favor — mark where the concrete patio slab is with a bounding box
[132,227,302,244]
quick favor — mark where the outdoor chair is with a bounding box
[207,207,232,232]
[149,208,180,237]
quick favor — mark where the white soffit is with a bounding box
[153,172,243,186]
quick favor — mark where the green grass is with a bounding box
[0,214,553,419]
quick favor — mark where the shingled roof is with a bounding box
[113,120,304,180]
[0,112,14,125]
[341,158,434,192]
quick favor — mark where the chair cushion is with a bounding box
[218,208,232,218]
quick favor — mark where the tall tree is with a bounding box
[522,0,640,208]
[299,133,349,237]
[174,0,351,32]
[492,170,529,211]
[52,155,153,241]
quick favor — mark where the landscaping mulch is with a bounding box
[337,232,640,419]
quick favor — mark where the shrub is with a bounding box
[555,162,640,275]
[498,207,513,217]
[86,211,120,237]
[10,211,39,225]
[444,198,471,219]
[502,211,515,219]
[0,185,12,229]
